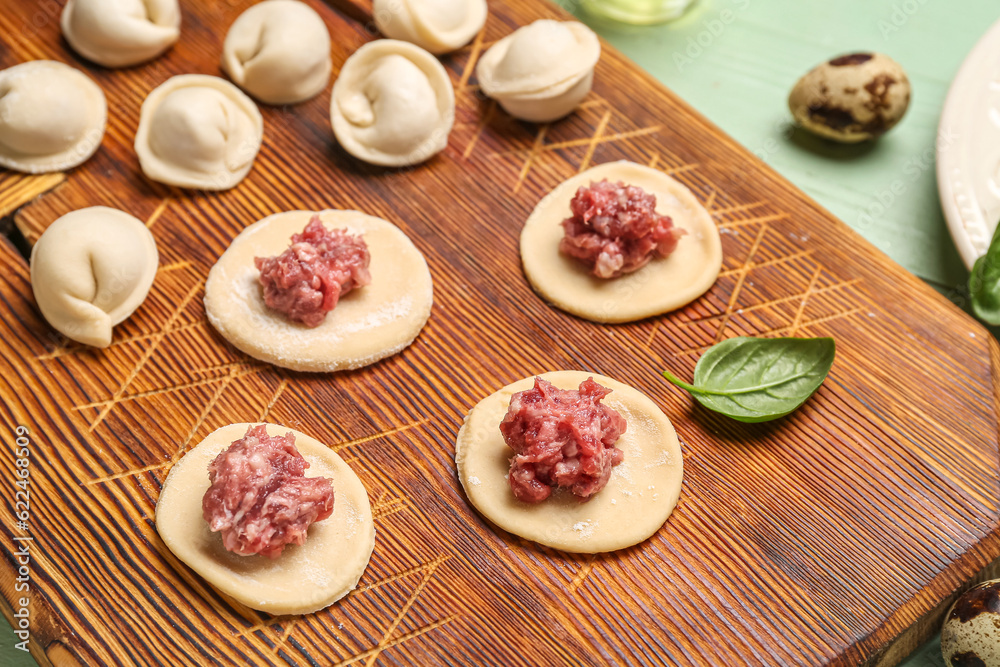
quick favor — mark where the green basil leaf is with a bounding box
[661,336,836,423]
[970,221,1000,325]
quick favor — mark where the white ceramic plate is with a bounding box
[937,17,1000,270]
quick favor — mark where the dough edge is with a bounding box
[204,209,434,373]
[455,370,683,553]
[155,422,376,615]
[519,161,723,323]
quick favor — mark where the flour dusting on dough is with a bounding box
[338,297,414,335]
[572,520,595,539]
[645,449,675,468]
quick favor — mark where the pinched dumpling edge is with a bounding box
[134,74,264,191]
[330,39,455,167]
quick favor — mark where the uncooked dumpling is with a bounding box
[156,423,376,615]
[222,0,332,105]
[134,74,263,190]
[373,0,487,54]
[331,40,454,167]
[61,0,181,68]
[0,61,106,174]
[30,206,158,348]
[476,20,600,123]
[456,371,684,553]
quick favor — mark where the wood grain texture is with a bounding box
[0,1,998,666]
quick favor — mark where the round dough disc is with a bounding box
[205,209,434,372]
[455,371,683,553]
[520,161,723,323]
[156,423,375,615]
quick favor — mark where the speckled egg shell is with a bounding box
[941,579,1000,667]
[788,52,911,143]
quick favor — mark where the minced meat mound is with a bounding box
[255,215,371,327]
[202,425,335,559]
[500,377,627,503]
[559,179,685,279]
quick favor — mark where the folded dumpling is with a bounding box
[134,74,263,190]
[476,20,601,123]
[31,207,159,348]
[0,61,106,174]
[373,0,487,54]
[222,0,331,105]
[330,40,454,167]
[61,0,181,68]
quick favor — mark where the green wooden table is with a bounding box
[2,0,996,664]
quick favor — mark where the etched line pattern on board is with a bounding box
[567,554,599,593]
[34,261,198,361]
[457,94,663,191]
[77,389,457,665]
[455,29,489,93]
[81,414,431,487]
[653,201,865,355]
[502,99,663,193]
[0,172,66,218]
[224,500,455,667]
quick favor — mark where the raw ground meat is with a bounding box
[559,179,685,279]
[500,377,627,503]
[202,425,335,559]
[255,215,371,327]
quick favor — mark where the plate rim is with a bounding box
[937,16,1000,271]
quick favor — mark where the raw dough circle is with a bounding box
[0,61,106,174]
[330,40,455,167]
[30,206,158,348]
[134,74,263,191]
[476,20,600,123]
[205,209,434,372]
[222,0,332,105]
[520,161,722,323]
[373,0,487,55]
[455,371,683,553]
[61,0,181,68]
[156,423,375,615]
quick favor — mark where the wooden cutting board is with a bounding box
[0,1,998,665]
